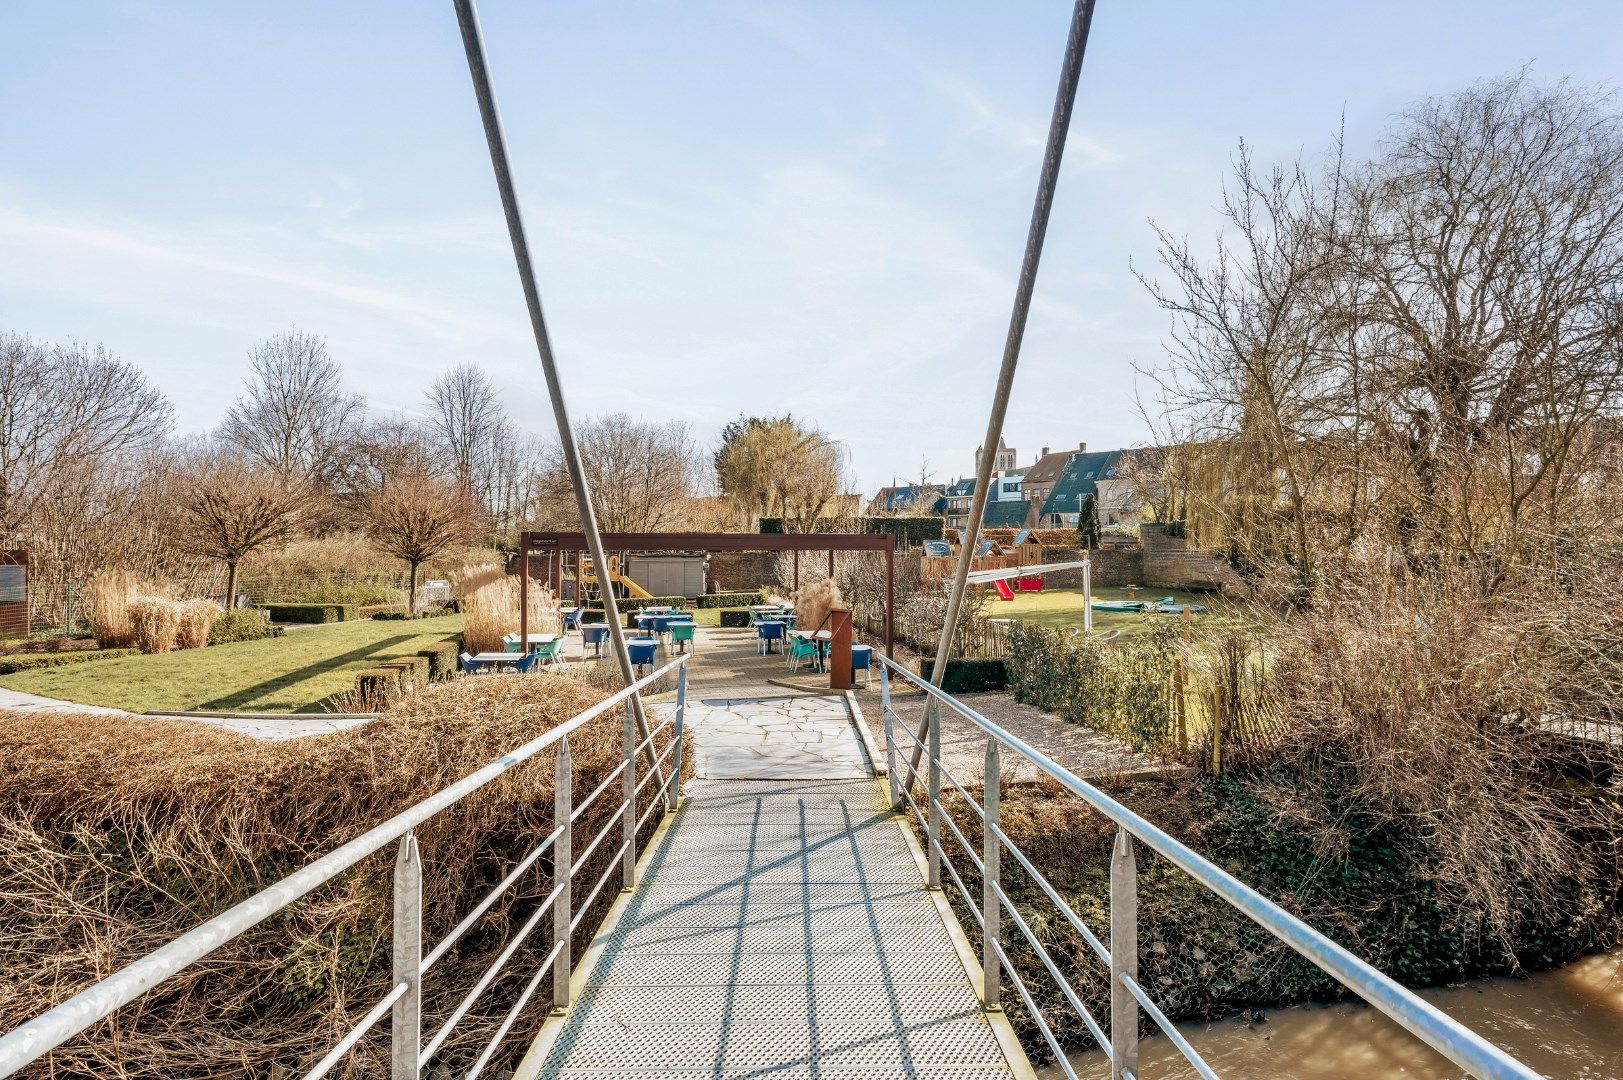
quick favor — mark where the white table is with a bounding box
[502,632,561,652]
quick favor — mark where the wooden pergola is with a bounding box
[518,531,895,657]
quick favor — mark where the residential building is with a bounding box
[941,477,976,533]
[867,482,945,516]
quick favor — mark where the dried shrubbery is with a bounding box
[0,673,675,1078]
[461,575,559,653]
[1241,546,1623,939]
[174,599,223,650]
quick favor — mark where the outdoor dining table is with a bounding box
[465,651,530,672]
[637,612,690,637]
[502,631,561,654]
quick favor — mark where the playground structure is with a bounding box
[575,554,653,603]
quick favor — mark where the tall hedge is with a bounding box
[757,516,943,546]
[1005,622,1180,753]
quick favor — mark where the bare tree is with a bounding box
[427,364,509,491]
[366,472,479,614]
[178,449,312,608]
[537,413,702,533]
[0,334,172,540]
[220,331,362,486]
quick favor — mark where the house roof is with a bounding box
[1021,450,1076,486]
[870,483,945,514]
[982,500,1031,528]
[1039,450,1128,517]
[945,478,975,498]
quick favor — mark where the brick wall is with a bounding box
[1139,524,1248,594]
[708,551,780,592]
[1039,546,1143,587]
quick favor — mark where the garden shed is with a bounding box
[623,553,706,599]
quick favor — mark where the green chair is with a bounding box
[670,621,696,653]
[786,635,822,674]
[532,638,562,666]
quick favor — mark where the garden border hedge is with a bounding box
[263,604,357,624]
[695,591,762,608]
[919,657,1009,694]
[0,649,140,675]
[718,609,752,628]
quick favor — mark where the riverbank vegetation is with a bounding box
[0,673,669,1078]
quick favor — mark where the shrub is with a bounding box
[263,603,356,624]
[919,657,1009,693]
[127,595,181,654]
[285,582,403,607]
[360,603,407,618]
[83,569,168,648]
[1006,621,1180,753]
[417,639,461,681]
[793,577,843,634]
[208,609,284,645]
[620,595,687,611]
[0,649,139,675]
[354,666,402,705]
[379,655,430,690]
[719,609,752,628]
[695,591,761,608]
[174,599,223,650]
[372,610,412,621]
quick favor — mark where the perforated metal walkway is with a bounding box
[519,696,1033,1078]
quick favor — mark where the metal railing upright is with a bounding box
[877,655,1541,1080]
[0,656,690,1079]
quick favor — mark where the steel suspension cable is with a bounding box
[910,0,1100,780]
[451,0,660,766]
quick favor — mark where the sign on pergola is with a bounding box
[518,531,896,657]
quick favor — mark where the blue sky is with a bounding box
[3,2,1620,492]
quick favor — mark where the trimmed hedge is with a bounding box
[719,609,753,628]
[417,639,461,681]
[919,657,1009,694]
[354,666,402,701]
[620,596,687,611]
[371,611,412,621]
[695,591,761,608]
[759,515,944,546]
[0,649,140,675]
[379,655,430,690]
[208,609,284,645]
[263,604,357,624]
[361,604,407,618]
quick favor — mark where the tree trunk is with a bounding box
[225,560,239,611]
[408,560,421,617]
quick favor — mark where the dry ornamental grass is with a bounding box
[0,673,677,1078]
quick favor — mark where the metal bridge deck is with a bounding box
[520,695,1032,1078]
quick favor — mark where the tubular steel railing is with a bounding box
[0,656,690,1080]
[877,655,1541,1080]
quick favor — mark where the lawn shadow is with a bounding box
[199,634,419,713]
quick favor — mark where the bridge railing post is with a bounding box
[927,699,942,889]
[392,833,422,1079]
[881,665,898,810]
[552,737,573,1014]
[668,663,685,811]
[982,738,1001,1010]
[622,701,636,890]
[1109,825,1138,1080]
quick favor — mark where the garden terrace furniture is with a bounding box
[581,623,610,657]
[850,644,873,688]
[563,608,582,631]
[532,637,562,665]
[625,637,659,676]
[786,634,822,674]
[504,631,562,654]
[670,621,696,654]
[790,628,833,672]
[756,619,785,655]
[465,651,532,673]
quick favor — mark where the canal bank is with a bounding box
[1053,948,1623,1078]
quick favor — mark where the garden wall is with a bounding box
[1140,524,1249,594]
[708,551,778,592]
[1039,546,1143,587]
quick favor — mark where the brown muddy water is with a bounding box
[1049,949,1623,1079]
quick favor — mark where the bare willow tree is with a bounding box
[220,331,362,487]
[532,413,702,533]
[1142,75,1623,573]
[178,450,312,608]
[366,472,479,614]
[714,415,848,531]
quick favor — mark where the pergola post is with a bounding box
[519,543,529,649]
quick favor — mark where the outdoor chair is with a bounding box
[509,652,540,674]
[626,637,659,676]
[756,619,785,655]
[670,620,695,654]
[533,638,562,665]
[563,609,582,631]
[582,624,609,657]
[786,635,822,674]
[501,632,523,653]
[459,651,483,674]
[849,644,873,688]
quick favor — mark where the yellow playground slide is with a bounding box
[579,555,654,599]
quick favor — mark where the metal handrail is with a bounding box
[878,655,1541,1080]
[0,655,690,1078]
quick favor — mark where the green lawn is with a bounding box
[983,585,1241,642]
[0,615,463,713]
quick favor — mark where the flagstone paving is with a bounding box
[654,693,872,780]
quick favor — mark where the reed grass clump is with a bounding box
[173,598,223,650]
[0,672,679,1077]
[461,576,559,653]
[125,595,181,654]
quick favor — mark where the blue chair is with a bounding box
[510,652,540,674]
[850,644,873,688]
[563,608,582,631]
[626,637,659,676]
[459,651,483,674]
[582,624,609,657]
[757,619,786,655]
